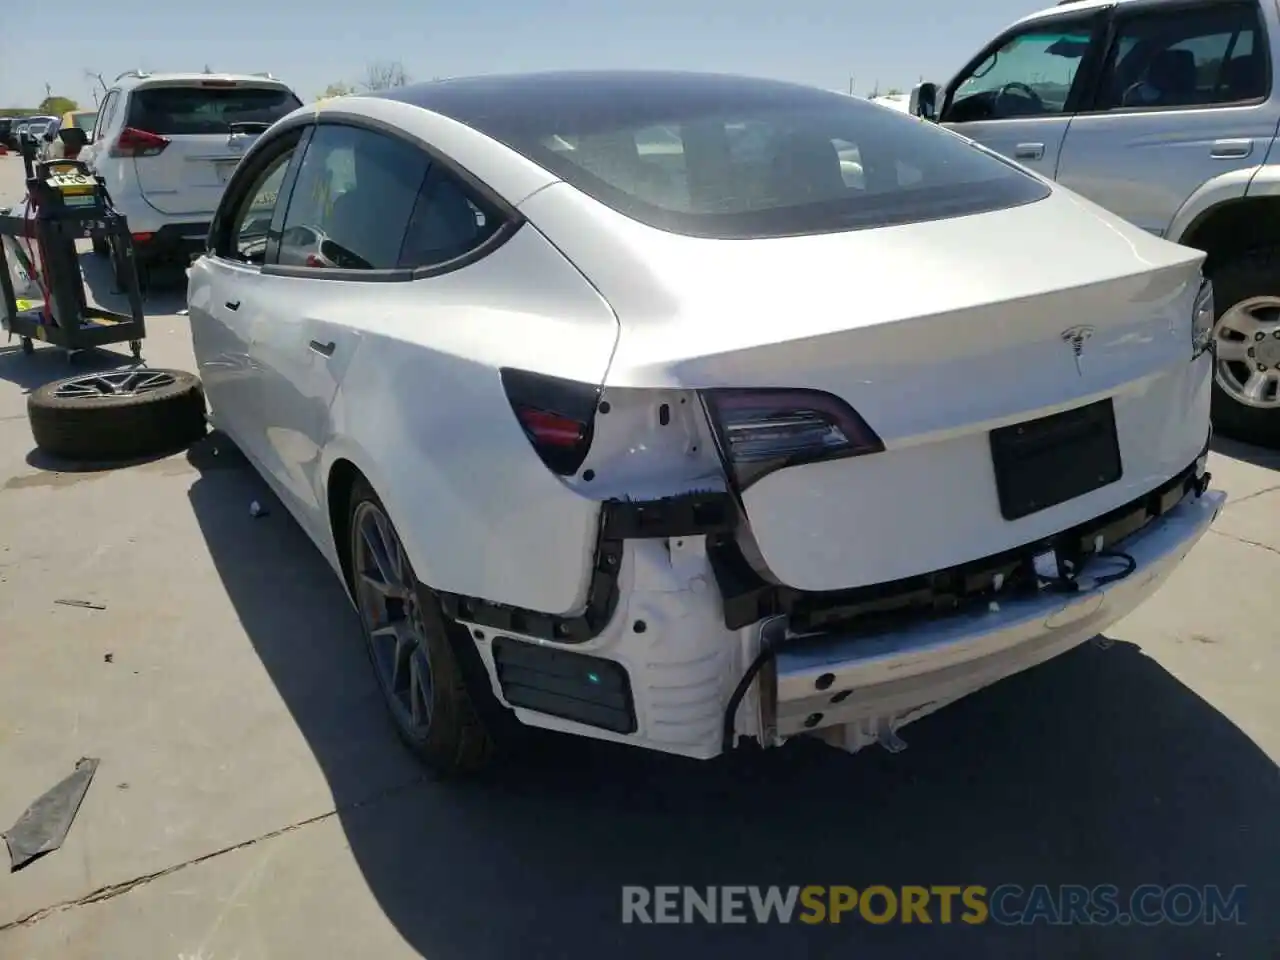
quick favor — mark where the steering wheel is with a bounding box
[994,81,1044,116]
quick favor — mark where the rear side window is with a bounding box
[126,85,302,135]
[1095,2,1269,109]
[459,84,1048,239]
[276,124,430,270]
[398,167,502,269]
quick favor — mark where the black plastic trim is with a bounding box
[491,636,637,734]
[709,455,1206,632]
[437,490,736,643]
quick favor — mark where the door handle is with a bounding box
[1210,139,1253,159]
[225,300,240,311]
[308,339,336,357]
[1014,142,1045,160]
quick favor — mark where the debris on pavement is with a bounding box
[249,500,268,518]
[103,653,114,663]
[54,598,107,610]
[3,757,100,872]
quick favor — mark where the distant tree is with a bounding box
[38,96,78,115]
[320,81,357,99]
[362,60,410,92]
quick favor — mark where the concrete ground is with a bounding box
[0,153,1276,960]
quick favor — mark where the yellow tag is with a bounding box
[15,299,36,311]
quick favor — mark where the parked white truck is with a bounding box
[910,0,1280,447]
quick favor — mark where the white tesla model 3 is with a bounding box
[188,71,1225,774]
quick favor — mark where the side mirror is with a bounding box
[909,82,940,122]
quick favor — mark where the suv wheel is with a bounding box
[1209,249,1280,448]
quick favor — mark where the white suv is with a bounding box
[81,71,302,272]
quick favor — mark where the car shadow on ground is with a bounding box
[1212,434,1280,471]
[184,435,1279,960]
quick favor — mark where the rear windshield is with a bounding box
[127,85,301,136]
[427,77,1049,239]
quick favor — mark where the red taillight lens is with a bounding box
[500,368,599,476]
[110,127,170,158]
[702,388,883,490]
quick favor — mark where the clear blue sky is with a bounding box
[2,0,1039,109]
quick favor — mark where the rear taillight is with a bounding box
[500,368,599,476]
[1192,278,1214,359]
[109,127,170,158]
[702,388,884,490]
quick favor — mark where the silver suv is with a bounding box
[911,0,1280,447]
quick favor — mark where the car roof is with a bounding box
[1022,0,1254,25]
[375,70,857,129]
[112,71,292,91]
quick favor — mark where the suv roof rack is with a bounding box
[251,72,278,80]
[113,68,151,82]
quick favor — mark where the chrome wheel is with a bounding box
[1214,296,1280,409]
[53,370,171,399]
[352,500,434,738]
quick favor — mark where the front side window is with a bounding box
[1094,3,1268,110]
[947,21,1096,122]
[276,124,430,270]
[464,86,1047,239]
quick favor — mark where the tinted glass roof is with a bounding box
[374,70,858,128]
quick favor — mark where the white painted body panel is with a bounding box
[188,85,1223,760]
[191,219,620,614]
[523,181,1209,590]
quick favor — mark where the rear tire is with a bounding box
[1209,248,1280,449]
[347,478,499,776]
[27,368,207,461]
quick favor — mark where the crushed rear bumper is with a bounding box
[763,487,1225,748]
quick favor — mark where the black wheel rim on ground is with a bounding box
[53,370,173,399]
[352,500,435,739]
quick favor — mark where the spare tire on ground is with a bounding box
[28,368,207,461]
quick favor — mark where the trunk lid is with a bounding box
[125,79,300,216]
[596,190,1210,591]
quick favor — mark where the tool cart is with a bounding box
[0,133,146,361]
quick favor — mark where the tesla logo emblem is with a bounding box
[1060,325,1096,375]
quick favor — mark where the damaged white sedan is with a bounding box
[188,70,1225,773]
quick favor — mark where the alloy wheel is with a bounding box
[352,500,434,738]
[1214,296,1280,409]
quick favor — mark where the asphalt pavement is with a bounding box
[0,153,1276,959]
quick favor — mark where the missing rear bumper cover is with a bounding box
[708,457,1206,633]
[438,490,735,643]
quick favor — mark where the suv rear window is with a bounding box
[398,73,1050,239]
[127,85,301,136]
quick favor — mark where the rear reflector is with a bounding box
[500,368,599,476]
[109,127,170,158]
[702,388,883,490]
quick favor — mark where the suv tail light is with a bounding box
[110,127,170,158]
[702,388,884,490]
[500,368,600,476]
